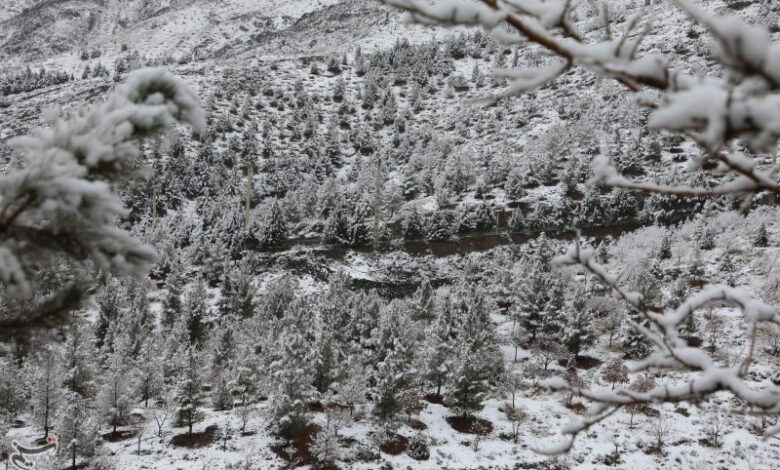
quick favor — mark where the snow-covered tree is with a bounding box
[0,69,203,328]
[269,305,316,437]
[176,346,205,436]
[58,391,99,470]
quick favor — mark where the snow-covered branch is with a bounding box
[546,242,780,451]
[0,68,204,299]
[382,0,780,196]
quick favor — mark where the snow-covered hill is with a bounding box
[4,1,780,470]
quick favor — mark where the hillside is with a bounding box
[2,1,780,469]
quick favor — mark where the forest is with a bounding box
[1,0,780,469]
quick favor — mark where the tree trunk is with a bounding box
[71,447,76,470]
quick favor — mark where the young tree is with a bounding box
[562,293,596,360]
[150,390,176,438]
[98,335,133,434]
[133,336,165,408]
[601,359,629,390]
[28,346,62,439]
[505,403,527,444]
[58,391,98,470]
[0,359,26,420]
[754,223,769,247]
[331,357,368,419]
[176,346,205,436]
[269,309,316,437]
[446,354,484,418]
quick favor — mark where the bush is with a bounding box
[405,434,430,461]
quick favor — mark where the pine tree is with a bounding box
[420,310,456,397]
[563,293,596,360]
[754,223,769,247]
[28,346,62,439]
[161,272,184,329]
[331,356,368,418]
[176,346,205,435]
[62,327,95,398]
[518,256,564,341]
[133,336,164,408]
[402,207,425,239]
[269,307,316,437]
[621,313,652,359]
[230,348,263,432]
[184,283,209,345]
[414,278,436,321]
[696,223,716,250]
[373,337,412,422]
[312,332,338,394]
[254,199,288,250]
[98,333,132,435]
[446,352,484,417]
[657,232,672,260]
[94,282,121,349]
[212,371,233,412]
[0,359,26,420]
[58,391,98,470]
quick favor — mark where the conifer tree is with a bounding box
[754,223,769,247]
[98,333,132,434]
[269,305,316,436]
[176,346,205,436]
[58,391,98,470]
[563,292,596,360]
[133,336,164,408]
[447,352,484,417]
[28,346,62,439]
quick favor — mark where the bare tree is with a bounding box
[650,414,671,453]
[702,413,727,448]
[504,404,527,443]
[601,359,629,390]
[761,323,780,356]
[150,391,176,438]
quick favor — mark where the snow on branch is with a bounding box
[0,68,204,297]
[383,0,780,197]
[544,241,780,452]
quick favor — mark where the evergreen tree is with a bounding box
[62,327,95,398]
[133,336,164,408]
[402,207,425,239]
[58,391,98,470]
[420,309,456,397]
[269,306,316,437]
[28,346,62,439]
[414,278,436,321]
[176,346,205,435]
[161,272,184,329]
[657,232,672,260]
[0,359,25,420]
[312,332,338,394]
[98,334,132,434]
[754,223,769,247]
[184,283,209,345]
[563,292,596,360]
[252,199,288,250]
[447,352,484,417]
